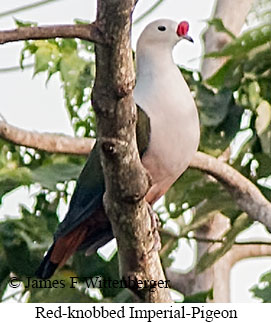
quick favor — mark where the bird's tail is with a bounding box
[35,244,58,279]
[36,208,114,279]
[36,222,90,279]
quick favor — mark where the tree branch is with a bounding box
[190,152,271,232]
[0,63,33,73]
[133,0,165,25]
[166,243,271,298]
[0,23,105,45]
[161,228,271,245]
[1,120,270,233]
[229,243,271,266]
[197,0,256,302]
[0,120,94,155]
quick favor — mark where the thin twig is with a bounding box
[0,0,62,19]
[160,228,271,245]
[0,63,33,73]
[133,0,165,25]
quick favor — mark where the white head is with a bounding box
[136,19,193,52]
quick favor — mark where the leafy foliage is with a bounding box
[207,18,236,39]
[250,271,271,302]
[183,289,213,303]
[165,17,271,299]
[0,12,271,303]
[17,19,97,139]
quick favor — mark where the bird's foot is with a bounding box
[147,203,161,252]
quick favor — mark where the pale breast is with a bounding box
[143,98,199,183]
[134,60,200,203]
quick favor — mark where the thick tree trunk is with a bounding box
[92,0,171,303]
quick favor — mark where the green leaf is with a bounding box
[200,103,244,156]
[60,51,87,117]
[206,58,244,90]
[16,24,96,136]
[0,222,40,277]
[207,18,236,39]
[198,88,232,126]
[166,168,240,225]
[34,46,52,75]
[259,79,271,104]
[251,285,271,303]
[74,19,91,25]
[183,289,213,303]
[20,42,38,69]
[0,203,58,278]
[165,169,205,210]
[112,289,135,303]
[254,153,271,178]
[31,162,82,190]
[59,38,77,52]
[0,167,32,203]
[206,24,271,58]
[244,46,271,77]
[33,41,60,76]
[207,43,271,90]
[72,252,120,298]
[250,270,271,302]
[0,246,9,301]
[14,18,37,28]
[260,271,271,283]
[26,274,96,303]
[248,82,262,111]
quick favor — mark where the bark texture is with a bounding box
[0,24,104,45]
[167,241,271,302]
[91,0,171,303]
[0,120,95,154]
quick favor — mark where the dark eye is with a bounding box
[158,26,166,31]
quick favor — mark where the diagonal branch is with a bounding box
[190,152,271,232]
[0,0,62,19]
[229,243,271,266]
[133,0,165,25]
[1,120,271,233]
[0,23,105,45]
[167,243,271,296]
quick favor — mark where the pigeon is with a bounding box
[36,19,200,279]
